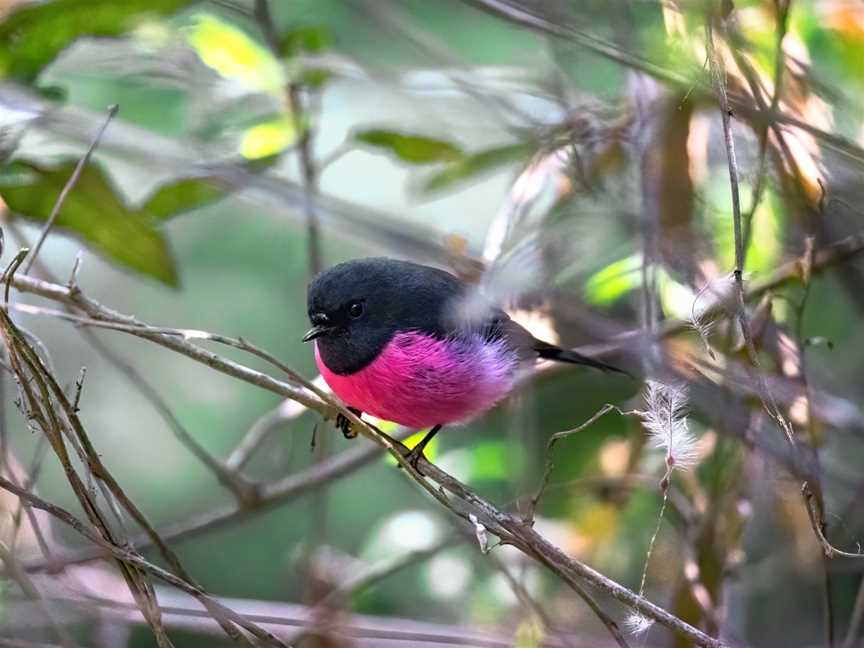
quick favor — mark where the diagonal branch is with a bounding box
[0,475,291,647]
[9,237,859,644]
[23,104,118,274]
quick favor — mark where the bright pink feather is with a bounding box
[315,331,519,429]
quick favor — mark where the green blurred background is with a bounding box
[2,1,864,647]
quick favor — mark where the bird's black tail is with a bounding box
[535,342,631,377]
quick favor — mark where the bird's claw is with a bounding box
[336,412,358,439]
[403,445,427,475]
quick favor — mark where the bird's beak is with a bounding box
[302,324,330,343]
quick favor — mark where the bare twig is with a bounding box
[225,400,296,472]
[3,248,29,306]
[739,0,790,261]
[284,535,457,644]
[7,273,333,414]
[23,104,118,274]
[0,541,78,648]
[460,0,864,169]
[478,538,615,648]
[225,383,328,472]
[4,292,718,646]
[528,404,624,523]
[18,264,864,646]
[48,588,537,648]
[80,334,257,506]
[26,432,408,571]
[8,437,53,561]
[705,16,862,628]
[10,225,257,512]
[0,476,291,647]
[0,308,175,647]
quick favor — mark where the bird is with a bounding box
[304,257,627,468]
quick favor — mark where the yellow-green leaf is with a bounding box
[706,180,782,275]
[239,118,298,160]
[186,14,284,92]
[584,253,642,306]
[385,427,439,466]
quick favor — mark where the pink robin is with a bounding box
[304,257,627,467]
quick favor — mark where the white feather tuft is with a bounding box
[624,612,655,636]
[640,381,698,472]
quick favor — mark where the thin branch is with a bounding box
[529,404,625,523]
[10,223,254,504]
[253,0,323,277]
[0,542,78,648]
[3,248,29,306]
[478,538,613,648]
[225,396,311,472]
[739,0,790,262]
[0,308,176,647]
[26,432,406,570]
[16,264,864,645]
[9,437,53,561]
[460,0,864,169]
[5,300,332,408]
[0,476,292,648]
[705,3,863,582]
[23,104,118,274]
[284,535,458,644]
[50,590,530,648]
[78,333,257,506]
[7,273,333,415]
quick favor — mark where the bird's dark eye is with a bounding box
[348,301,364,318]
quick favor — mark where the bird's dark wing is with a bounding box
[478,307,630,375]
[532,336,630,375]
[477,309,540,362]
[426,264,628,375]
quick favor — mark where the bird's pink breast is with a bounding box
[315,331,518,429]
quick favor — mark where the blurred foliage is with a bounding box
[1,1,864,647]
[0,161,225,284]
[419,142,533,195]
[354,129,464,164]
[0,0,193,82]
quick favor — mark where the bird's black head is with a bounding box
[305,257,467,375]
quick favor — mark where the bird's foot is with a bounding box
[399,425,442,476]
[335,408,361,439]
[403,445,427,475]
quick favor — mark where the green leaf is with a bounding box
[419,142,531,194]
[299,68,332,88]
[0,0,194,83]
[142,178,225,220]
[355,129,464,165]
[584,253,642,306]
[0,162,180,285]
[278,25,331,56]
[705,180,782,275]
[469,441,513,481]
